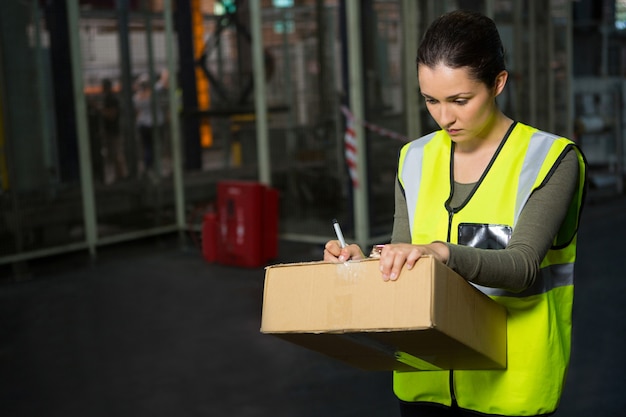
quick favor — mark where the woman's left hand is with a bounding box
[378,242,449,281]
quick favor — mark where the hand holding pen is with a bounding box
[323,219,366,262]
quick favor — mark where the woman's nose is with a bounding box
[437,104,455,126]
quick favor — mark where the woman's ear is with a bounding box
[493,70,508,97]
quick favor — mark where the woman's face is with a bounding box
[418,64,507,147]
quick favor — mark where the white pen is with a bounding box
[332,219,347,248]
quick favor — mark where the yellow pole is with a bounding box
[191,0,213,147]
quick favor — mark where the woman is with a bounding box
[324,10,587,417]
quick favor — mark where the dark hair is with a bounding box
[417,10,505,87]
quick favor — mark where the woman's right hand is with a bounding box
[323,240,366,263]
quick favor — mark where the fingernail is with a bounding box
[390,272,397,280]
[338,255,345,262]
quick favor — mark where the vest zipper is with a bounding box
[449,370,457,407]
[446,209,457,407]
[446,209,454,242]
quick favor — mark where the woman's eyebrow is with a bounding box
[421,92,471,100]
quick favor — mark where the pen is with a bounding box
[332,219,347,248]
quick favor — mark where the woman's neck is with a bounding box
[452,113,513,184]
[454,111,512,154]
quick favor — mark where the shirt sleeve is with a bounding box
[391,177,412,244]
[391,148,582,293]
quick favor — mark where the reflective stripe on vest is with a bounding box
[474,262,573,298]
[398,131,436,236]
[394,122,586,415]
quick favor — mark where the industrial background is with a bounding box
[0,0,625,416]
[0,0,624,267]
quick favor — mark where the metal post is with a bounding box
[116,0,136,178]
[346,1,370,248]
[249,0,271,186]
[513,0,523,122]
[316,0,330,122]
[528,0,537,126]
[281,7,299,205]
[547,1,555,133]
[164,0,186,233]
[67,0,98,257]
[143,1,161,177]
[402,0,420,140]
[565,1,574,140]
[33,0,56,178]
[485,0,494,19]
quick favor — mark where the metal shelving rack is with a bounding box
[573,77,625,195]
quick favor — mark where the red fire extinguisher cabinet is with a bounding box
[208,181,279,267]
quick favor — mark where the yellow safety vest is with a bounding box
[394,122,586,416]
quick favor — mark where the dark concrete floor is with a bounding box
[1,192,625,417]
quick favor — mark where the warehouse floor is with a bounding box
[1,192,625,417]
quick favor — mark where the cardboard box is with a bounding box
[260,256,506,371]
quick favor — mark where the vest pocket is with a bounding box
[457,223,512,249]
